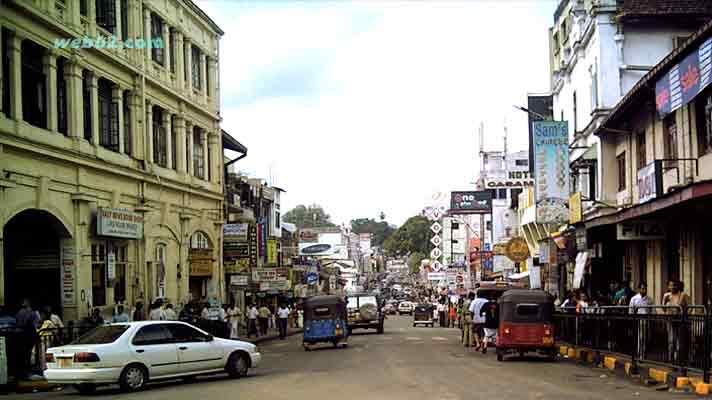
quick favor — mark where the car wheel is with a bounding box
[119,364,147,392]
[377,323,384,334]
[497,352,504,362]
[73,383,96,395]
[226,352,250,378]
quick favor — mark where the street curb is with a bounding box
[242,328,303,344]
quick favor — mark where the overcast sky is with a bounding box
[197,0,557,226]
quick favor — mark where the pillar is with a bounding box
[207,57,217,102]
[208,130,220,183]
[175,31,184,90]
[9,32,22,121]
[89,72,99,145]
[175,114,186,173]
[186,121,194,176]
[143,7,151,65]
[201,128,208,180]
[43,50,58,132]
[200,53,207,100]
[163,110,172,169]
[88,0,97,37]
[146,100,154,163]
[184,39,192,93]
[65,59,84,138]
[113,84,124,153]
[162,23,170,76]
[0,27,3,117]
[115,0,122,43]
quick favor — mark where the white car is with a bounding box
[44,321,261,394]
[398,302,414,315]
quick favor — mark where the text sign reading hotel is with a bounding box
[97,208,144,239]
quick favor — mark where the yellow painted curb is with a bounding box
[559,346,568,356]
[676,377,691,389]
[603,356,617,371]
[648,368,668,384]
[695,382,712,396]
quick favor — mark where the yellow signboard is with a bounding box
[505,237,530,263]
[569,192,583,224]
[267,239,278,266]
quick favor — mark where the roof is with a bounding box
[303,295,346,306]
[599,19,712,132]
[183,0,224,35]
[618,0,712,20]
[499,289,554,303]
[222,130,247,153]
[282,222,297,233]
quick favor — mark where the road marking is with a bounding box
[381,336,393,340]
[406,337,422,341]
[399,328,405,332]
[432,337,448,341]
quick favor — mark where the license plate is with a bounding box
[543,337,554,345]
[57,358,72,368]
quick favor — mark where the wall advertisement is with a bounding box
[532,121,570,224]
[637,161,663,204]
[97,208,144,239]
[655,37,712,117]
[60,238,76,306]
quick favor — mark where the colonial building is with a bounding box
[0,0,225,321]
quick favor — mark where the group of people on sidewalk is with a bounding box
[244,303,301,340]
[558,279,690,314]
[459,292,499,354]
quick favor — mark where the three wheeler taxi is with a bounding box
[303,295,349,350]
[495,289,556,362]
[412,303,435,327]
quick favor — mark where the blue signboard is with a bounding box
[656,37,712,117]
[306,272,319,285]
[532,121,569,224]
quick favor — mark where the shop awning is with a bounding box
[508,271,530,280]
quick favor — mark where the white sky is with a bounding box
[197,0,557,226]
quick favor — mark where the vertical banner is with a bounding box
[532,121,570,224]
[249,224,258,268]
[60,239,76,306]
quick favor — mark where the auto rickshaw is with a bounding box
[302,295,349,351]
[495,289,556,362]
[412,303,434,327]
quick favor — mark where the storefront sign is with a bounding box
[97,208,144,239]
[224,223,249,242]
[229,275,249,286]
[569,192,583,224]
[224,259,250,274]
[267,239,278,266]
[539,240,550,264]
[306,272,319,285]
[616,221,665,240]
[656,37,712,117]
[299,243,333,256]
[249,225,258,267]
[60,239,76,306]
[107,251,116,282]
[428,272,446,281]
[485,172,534,188]
[450,191,492,214]
[637,161,663,204]
[492,243,507,256]
[505,237,530,263]
[189,249,213,277]
[298,229,319,243]
[252,269,286,282]
[573,251,588,289]
[224,242,250,259]
[575,227,587,251]
[292,264,309,272]
[532,121,570,224]
[260,280,291,291]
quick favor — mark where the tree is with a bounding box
[350,218,395,247]
[383,215,430,257]
[283,204,337,229]
[408,251,427,273]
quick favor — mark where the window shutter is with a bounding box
[110,101,119,151]
[105,0,116,29]
[95,0,106,26]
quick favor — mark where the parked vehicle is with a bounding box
[398,302,414,315]
[496,289,556,362]
[44,321,261,394]
[346,293,385,334]
[413,304,434,327]
[303,295,350,350]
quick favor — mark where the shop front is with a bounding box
[189,235,214,301]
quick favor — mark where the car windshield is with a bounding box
[72,325,129,345]
[360,296,377,306]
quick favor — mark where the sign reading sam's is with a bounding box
[97,208,144,239]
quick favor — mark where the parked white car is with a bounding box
[44,321,261,394]
[398,302,414,315]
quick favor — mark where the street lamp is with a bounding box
[513,105,549,121]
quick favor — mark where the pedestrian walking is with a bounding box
[16,299,40,377]
[629,282,653,359]
[37,310,57,371]
[86,308,105,327]
[277,304,290,340]
[132,301,146,321]
[258,304,271,336]
[663,280,690,364]
[164,303,178,320]
[448,302,457,328]
[462,293,474,347]
[247,304,259,337]
[437,302,446,327]
[112,305,130,323]
[469,293,488,351]
[150,300,167,320]
[480,299,499,355]
[227,303,242,339]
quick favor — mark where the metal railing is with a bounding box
[554,305,712,382]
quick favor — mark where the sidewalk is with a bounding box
[237,326,303,344]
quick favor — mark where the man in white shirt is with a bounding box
[277,305,290,339]
[629,282,654,358]
[469,294,489,351]
[247,305,259,338]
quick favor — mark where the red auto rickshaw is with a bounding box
[496,289,556,362]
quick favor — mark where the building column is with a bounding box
[184,39,192,93]
[43,50,58,132]
[143,7,151,66]
[186,121,194,176]
[162,23,171,78]
[113,84,124,154]
[200,53,207,101]
[175,31,184,90]
[201,128,208,180]
[0,27,3,117]
[114,0,123,43]
[89,72,99,145]
[88,0,97,37]
[64,59,84,138]
[9,32,22,121]
[175,114,186,173]
[208,130,220,184]
[163,110,172,169]
[207,56,217,102]
[146,100,154,163]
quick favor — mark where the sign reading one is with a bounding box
[637,161,663,204]
[616,221,665,240]
[97,208,144,239]
[450,191,492,214]
[532,121,570,224]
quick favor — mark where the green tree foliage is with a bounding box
[283,204,337,229]
[350,218,395,247]
[383,215,430,257]
[408,251,427,273]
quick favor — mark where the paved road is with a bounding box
[14,316,688,400]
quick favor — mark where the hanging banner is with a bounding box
[655,37,712,117]
[637,161,663,204]
[569,192,583,224]
[532,121,570,224]
[224,223,249,242]
[60,239,76,306]
[267,239,278,266]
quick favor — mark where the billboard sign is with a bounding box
[97,208,144,239]
[532,121,570,224]
[637,160,663,204]
[450,191,492,214]
[656,37,712,117]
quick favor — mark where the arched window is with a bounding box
[190,231,211,249]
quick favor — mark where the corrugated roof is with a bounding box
[619,0,712,19]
